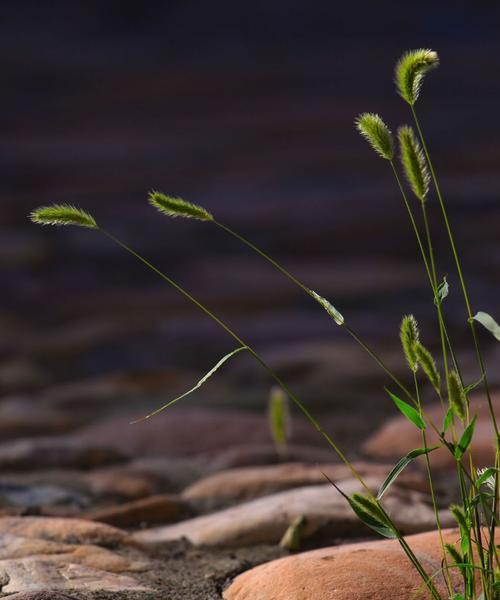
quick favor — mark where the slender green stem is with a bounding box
[411,106,499,584]
[99,228,366,489]
[413,372,453,596]
[100,226,441,598]
[410,106,498,438]
[213,219,414,402]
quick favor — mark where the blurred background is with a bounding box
[2,1,500,456]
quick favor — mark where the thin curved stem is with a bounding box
[99,226,441,598]
[213,219,414,402]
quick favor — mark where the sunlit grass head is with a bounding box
[30,204,98,229]
[355,113,394,161]
[395,49,439,106]
[149,191,213,221]
[398,125,430,202]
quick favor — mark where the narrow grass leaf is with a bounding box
[447,370,466,421]
[454,416,477,460]
[386,389,426,430]
[30,204,97,229]
[476,467,497,490]
[463,373,485,395]
[398,125,430,202]
[400,314,420,372]
[349,493,397,539]
[149,191,213,221]
[309,290,344,325]
[377,446,439,500]
[268,386,290,458]
[355,113,394,160]
[434,276,449,306]
[131,346,248,423]
[395,49,439,105]
[441,407,454,434]
[473,311,500,341]
[415,342,441,394]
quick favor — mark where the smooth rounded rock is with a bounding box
[223,529,463,599]
[182,461,428,509]
[136,479,451,547]
[364,392,499,470]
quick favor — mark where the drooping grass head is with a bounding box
[398,125,430,202]
[149,191,213,221]
[355,113,394,161]
[30,204,98,229]
[395,49,439,106]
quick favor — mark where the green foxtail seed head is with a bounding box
[30,204,97,229]
[414,342,441,394]
[398,125,430,202]
[149,191,213,221]
[395,49,439,105]
[400,314,420,372]
[355,113,394,160]
[447,370,466,421]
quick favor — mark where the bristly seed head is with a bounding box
[355,113,394,161]
[400,314,420,373]
[395,49,439,106]
[398,125,430,203]
[149,191,213,221]
[447,370,466,421]
[415,342,441,394]
[30,204,98,229]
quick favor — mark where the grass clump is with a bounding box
[31,47,500,600]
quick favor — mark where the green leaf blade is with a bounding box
[386,389,426,430]
[454,416,477,460]
[131,346,248,423]
[377,446,439,500]
[348,494,397,539]
[473,311,500,341]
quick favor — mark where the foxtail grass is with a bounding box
[30,47,500,599]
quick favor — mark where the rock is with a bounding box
[182,462,428,509]
[0,437,125,471]
[0,360,49,393]
[135,479,451,547]
[207,443,342,470]
[364,392,499,470]
[0,398,76,440]
[76,408,326,458]
[0,517,134,548]
[0,558,151,594]
[0,481,88,509]
[223,528,463,599]
[83,466,161,499]
[0,518,151,595]
[83,494,188,528]
[4,592,79,599]
[128,456,206,492]
[0,533,145,572]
